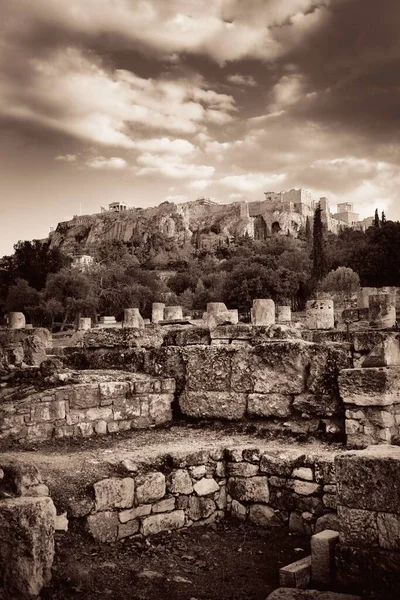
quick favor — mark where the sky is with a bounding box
[1,0,400,256]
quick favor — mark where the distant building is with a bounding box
[71,254,94,271]
[103,202,133,213]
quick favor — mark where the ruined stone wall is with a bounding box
[62,445,337,543]
[0,371,175,443]
[0,327,51,367]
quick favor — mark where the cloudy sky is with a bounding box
[1,0,399,256]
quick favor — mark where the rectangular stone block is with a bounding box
[94,477,135,511]
[336,446,400,512]
[140,510,185,536]
[247,393,293,418]
[69,384,100,409]
[148,394,173,425]
[113,397,141,420]
[311,529,339,585]
[377,512,400,550]
[337,505,378,546]
[179,391,247,420]
[279,555,311,589]
[339,367,400,406]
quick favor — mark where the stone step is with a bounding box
[279,555,311,589]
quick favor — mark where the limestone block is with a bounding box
[99,381,130,404]
[123,308,145,329]
[179,391,247,420]
[357,287,375,309]
[336,446,400,512]
[203,309,239,329]
[249,504,283,528]
[113,397,140,420]
[119,504,151,523]
[206,302,228,315]
[152,302,165,323]
[362,334,400,367]
[167,469,194,495]
[164,306,183,320]
[247,393,293,418]
[226,462,260,477]
[338,367,400,406]
[337,505,378,546]
[276,305,292,323]
[260,450,305,477]
[279,555,311,589]
[78,317,92,331]
[315,513,339,533]
[135,472,165,504]
[67,496,94,518]
[251,299,275,326]
[377,512,400,550]
[0,496,56,599]
[87,511,119,543]
[306,299,334,330]
[69,384,101,409]
[188,465,206,479]
[148,393,173,425]
[118,519,140,539]
[186,496,216,521]
[311,529,339,585]
[228,476,269,503]
[230,499,247,521]
[8,311,26,329]
[94,477,135,511]
[184,346,232,392]
[140,510,185,536]
[292,467,313,481]
[369,294,396,328]
[193,477,219,496]
[169,449,210,467]
[288,480,321,496]
[151,497,175,514]
[55,512,69,532]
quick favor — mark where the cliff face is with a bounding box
[49,200,254,258]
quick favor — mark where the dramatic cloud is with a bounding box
[136,153,215,179]
[85,156,128,169]
[227,74,257,87]
[219,172,287,192]
[55,154,77,162]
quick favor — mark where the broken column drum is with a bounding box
[123,308,144,329]
[164,306,183,320]
[251,299,275,326]
[206,302,228,315]
[151,303,165,323]
[8,312,26,330]
[77,317,91,331]
[357,287,375,309]
[369,294,396,328]
[306,299,334,330]
[276,305,291,323]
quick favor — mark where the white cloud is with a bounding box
[269,74,305,112]
[164,194,188,202]
[188,180,212,190]
[219,172,287,192]
[227,74,257,87]
[132,137,195,155]
[55,154,77,162]
[136,152,215,179]
[86,156,127,169]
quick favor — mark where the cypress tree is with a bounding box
[381,210,386,225]
[374,208,380,228]
[305,215,312,245]
[312,203,326,282]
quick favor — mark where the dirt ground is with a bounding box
[44,519,310,600]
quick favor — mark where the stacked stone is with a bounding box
[306,299,335,330]
[335,446,400,596]
[80,445,338,543]
[0,373,175,443]
[251,299,275,326]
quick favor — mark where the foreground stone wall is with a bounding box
[0,371,175,443]
[335,446,400,596]
[62,445,338,543]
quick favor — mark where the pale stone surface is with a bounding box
[306,299,334,330]
[164,306,183,320]
[135,472,166,504]
[266,589,360,600]
[226,462,259,477]
[78,317,92,331]
[279,555,311,589]
[251,299,275,326]
[230,499,247,521]
[186,496,216,521]
[369,294,396,328]
[276,306,292,323]
[206,302,228,315]
[338,367,400,407]
[151,497,176,514]
[8,311,26,329]
[288,480,321,496]
[55,511,69,532]
[152,302,165,323]
[189,465,206,479]
[167,469,194,495]
[247,393,292,418]
[179,391,247,420]
[141,510,185,536]
[94,477,135,511]
[228,476,269,503]
[123,308,144,329]
[118,519,139,539]
[362,335,400,368]
[119,504,151,523]
[87,511,119,542]
[311,529,339,585]
[193,477,219,496]
[292,467,313,481]
[0,496,56,599]
[248,504,283,528]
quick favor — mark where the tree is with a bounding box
[319,267,360,301]
[305,216,312,245]
[5,278,41,323]
[9,240,70,290]
[374,208,380,228]
[312,203,327,282]
[381,211,386,225]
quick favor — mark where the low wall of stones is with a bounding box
[0,327,51,368]
[335,446,400,596]
[0,371,175,443]
[61,445,338,543]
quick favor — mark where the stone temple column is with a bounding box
[276,305,291,323]
[306,299,334,330]
[251,299,275,326]
[77,318,91,331]
[369,294,396,328]
[8,312,26,329]
[123,308,145,329]
[151,302,165,323]
[164,306,183,320]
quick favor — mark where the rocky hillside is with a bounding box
[49,199,254,258]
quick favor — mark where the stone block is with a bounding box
[292,467,313,481]
[118,519,139,539]
[113,396,141,420]
[226,462,259,477]
[335,446,400,512]
[69,384,100,409]
[248,504,283,528]
[148,393,173,425]
[94,477,135,511]
[228,476,269,503]
[135,472,165,504]
[0,496,56,599]
[184,346,232,392]
[193,477,219,496]
[123,308,145,328]
[87,511,119,543]
[119,504,151,523]
[311,529,339,585]
[188,465,206,479]
[186,496,216,521]
[266,589,360,600]
[167,469,193,495]
[306,299,334,330]
[339,367,400,406]
[230,499,247,521]
[247,393,293,418]
[260,450,305,477]
[179,391,247,420]
[251,299,275,326]
[279,555,311,589]
[377,512,400,550]
[152,497,176,514]
[369,294,396,328]
[315,513,339,533]
[288,480,321,496]
[86,406,113,421]
[337,505,378,546]
[362,334,400,368]
[140,510,185,536]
